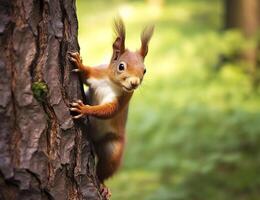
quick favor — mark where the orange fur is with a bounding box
[69,18,153,188]
[87,101,119,119]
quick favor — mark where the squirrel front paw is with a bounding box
[70,99,90,119]
[100,184,111,200]
[68,51,83,71]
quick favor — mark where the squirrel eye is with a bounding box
[144,68,146,74]
[117,62,126,72]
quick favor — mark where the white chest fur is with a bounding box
[87,78,121,104]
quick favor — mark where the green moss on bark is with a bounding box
[32,81,48,102]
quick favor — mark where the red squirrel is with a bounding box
[69,17,154,198]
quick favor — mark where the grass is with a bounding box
[76,0,260,199]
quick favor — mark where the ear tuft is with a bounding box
[140,25,154,59]
[111,16,126,61]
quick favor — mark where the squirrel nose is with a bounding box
[130,78,140,89]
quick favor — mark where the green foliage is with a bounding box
[32,81,48,102]
[77,0,260,199]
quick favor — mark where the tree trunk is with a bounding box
[225,0,259,36]
[0,0,102,199]
[224,0,260,88]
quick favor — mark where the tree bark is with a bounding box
[225,0,259,36]
[224,0,260,88]
[0,0,102,199]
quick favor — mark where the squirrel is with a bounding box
[68,17,154,199]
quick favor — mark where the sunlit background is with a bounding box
[76,0,260,199]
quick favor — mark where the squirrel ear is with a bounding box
[111,17,126,61]
[112,37,124,61]
[140,25,154,59]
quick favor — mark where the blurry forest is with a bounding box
[76,0,260,199]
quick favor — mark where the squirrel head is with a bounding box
[108,17,154,93]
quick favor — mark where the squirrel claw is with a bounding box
[67,51,77,55]
[68,56,76,62]
[71,69,81,72]
[70,107,79,112]
[68,51,78,55]
[72,114,83,119]
[68,51,80,59]
[76,99,84,105]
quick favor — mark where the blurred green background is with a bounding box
[76,0,260,199]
